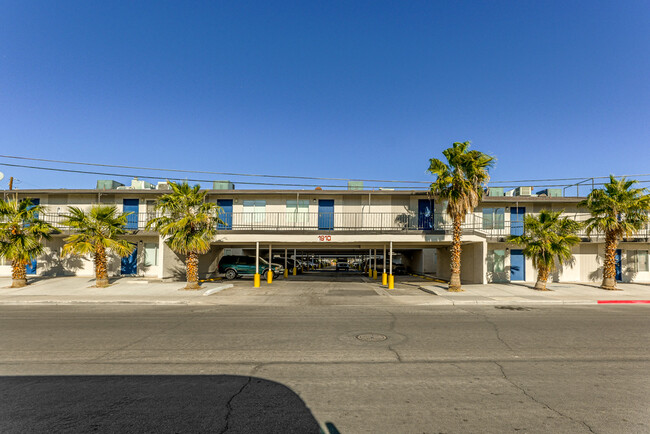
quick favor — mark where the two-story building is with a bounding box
[2,179,649,284]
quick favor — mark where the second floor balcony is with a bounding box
[36,211,650,241]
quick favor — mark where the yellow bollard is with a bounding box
[388,274,394,289]
[382,272,388,286]
[284,268,289,278]
[293,267,297,276]
[373,269,378,280]
[368,268,372,278]
[254,273,261,288]
[267,270,273,284]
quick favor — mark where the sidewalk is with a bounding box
[1,276,649,306]
[417,281,650,305]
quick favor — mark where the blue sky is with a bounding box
[1,1,648,190]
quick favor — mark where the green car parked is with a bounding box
[218,255,284,280]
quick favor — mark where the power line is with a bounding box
[0,154,432,184]
[2,161,650,192]
[0,162,425,189]
[1,154,649,186]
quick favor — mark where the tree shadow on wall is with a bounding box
[0,375,339,433]
[38,250,85,277]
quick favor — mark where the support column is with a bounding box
[284,248,288,278]
[373,248,378,279]
[368,249,372,277]
[388,241,394,289]
[254,242,261,287]
[293,248,297,275]
[382,244,387,285]
[267,244,273,283]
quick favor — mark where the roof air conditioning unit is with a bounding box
[157,182,170,190]
[514,186,532,196]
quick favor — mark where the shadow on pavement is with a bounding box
[0,375,335,433]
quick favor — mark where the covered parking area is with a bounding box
[178,233,488,287]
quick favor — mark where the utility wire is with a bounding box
[1,154,649,186]
[2,161,650,191]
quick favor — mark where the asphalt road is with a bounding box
[0,304,648,433]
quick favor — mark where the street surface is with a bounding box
[1,298,648,433]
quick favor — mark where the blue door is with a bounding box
[615,249,622,281]
[121,244,138,275]
[123,199,139,230]
[418,199,433,230]
[26,198,40,275]
[318,200,334,230]
[510,207,525,236]
[510,249,525,281]
[217,199,233,230]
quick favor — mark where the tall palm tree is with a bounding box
[62,206,134,288]
[508,210,581,290]
[579,176,650,290]
[0,197,55,287]
[146,181,223,290]
[428,141,495,291]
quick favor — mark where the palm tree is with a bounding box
[508,210,581,290]
[579,176,650,290]
[428,141,495,291]
[0,197,55,287]
[146,181,223,290]
[61,206,135,288]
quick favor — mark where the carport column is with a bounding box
[254,242,261,287]
[293,248,297,275]
[388,241,394,289]
[284,248,288,278]
[368,249,372,277]
[267,244,273,283]
[382,244,387,286]
[373,249,378,279]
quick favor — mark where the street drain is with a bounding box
[356,333,387,342]
[495,306,531,311]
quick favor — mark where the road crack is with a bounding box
[219,376,252,434]
[494,362,596,433]
[460,308,514,352]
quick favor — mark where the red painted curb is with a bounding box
[597,300,650,304]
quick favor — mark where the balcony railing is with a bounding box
[34,211,650,240]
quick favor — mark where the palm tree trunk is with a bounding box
[601,231,619,290]
[185,251,201,290]
[534,266,549,291]
[11,260,27,288]
[449,213,463,292]
[95,245,109,287]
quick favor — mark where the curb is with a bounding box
[597,300,650,304]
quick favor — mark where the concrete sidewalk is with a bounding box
[417,281,650,305]
[1,276,649,306]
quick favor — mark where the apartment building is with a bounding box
[2,180,649,284]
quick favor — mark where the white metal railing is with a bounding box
[29,211,650,239]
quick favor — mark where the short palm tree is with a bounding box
[508,210,581,290]
[62,206,135,288]
[579,176,650,290]
[146,181,223,290]
[428,141,495,291]
[0,197,55,287]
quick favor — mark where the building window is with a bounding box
[629,250,649,273]
[489,249,506,273]
[144,243,158,267]
[243,200,266,224]
[482,208,505,229]
[286,199,309,226]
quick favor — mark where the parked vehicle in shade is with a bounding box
[363,258,407,275]
[273,257,302,274]
[218,255,284,280]
[335,258,349,271]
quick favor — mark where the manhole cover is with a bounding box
[356,333,387,342]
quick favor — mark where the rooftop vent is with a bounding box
[96,180,124,190]
[347,181,363,190]
[213,181,235,190]
[536,188,562,197]
[116,178,155,190]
